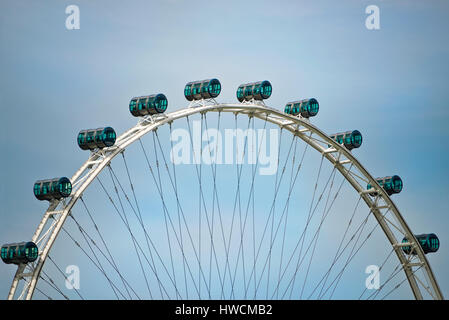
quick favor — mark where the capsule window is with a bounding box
[86,131,94,143]
[184,85,192,97]
[210,82,221,96]
[336,135,344,144]
[25,245,38,260]
[200,82,208,94]
[352,133,362,146]
[1,247,7,260]
[8,247,15,259]
[34,183,41,197]
[309,101,319,115]
[393,177,402,192]
[42,182,50,195]
[129,99,137,112]
[18,244,25,257]
[155,95,168,112]
[431,237,439,250]
[94,129,103,143]
[107,130,116,140]
[138,98,147,111]
[343,135,351,146]
[193,83,201,95]
[77,133,86,145]
[261,82,272,97]
[49,180,57,194]
[292,103,300,114]
[237,87,244,100]
[244,86,253,97]
[59,180,72,196]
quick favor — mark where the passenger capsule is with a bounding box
[367,175,403,196]
[33,177,72,201]
[78,127,116,150]
[401,233,440,255]
[129,94,168,117]
[1,242,39,265]
[236,81,272,102]
[184,79,221,101]
[329,130,362,150]
[284,99,319,118]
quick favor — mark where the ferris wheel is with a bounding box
[2,78,443,300]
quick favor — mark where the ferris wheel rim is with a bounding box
[8,102,443,300]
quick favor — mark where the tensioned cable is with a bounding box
[47,255,85,300]
[153,123,216,299]
[79,196,137,300]
[40,270,69,300]
[266,153,325,299]
[359,248,396,300]
[228,115,270,298]
[297,163,352,297]
[266,126,284,299]
[106,165,154,299]
[254,128,306,299]
[107,163,184,299]
[96,174,173,298]
[326,213,381,299]
[275,133,311,299]
[67,209,140,299]
[201,112,233,299]
[251,115,257,299]
[143,122,213,298]
[185,115,223,298]
[300,166,339,299]
[120,151,163,299]
[139,135,205,299]
[309,205,375,299]
[23,277,52,300]
[320,208,391,299]
[150,132,179,299]
[167,125,189,299]
[228,115,252,299]
[251,130,315,299]
[60,225,125,299]
[204,112,222,296]
[280,162,342,299]
[308,196,362,299]
[270,157,343,299]
[380,265,424,300]
[66,215,123,299]
[242,123,295,298]
[288,155,325,298]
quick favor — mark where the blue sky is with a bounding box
[1,0,448,299]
